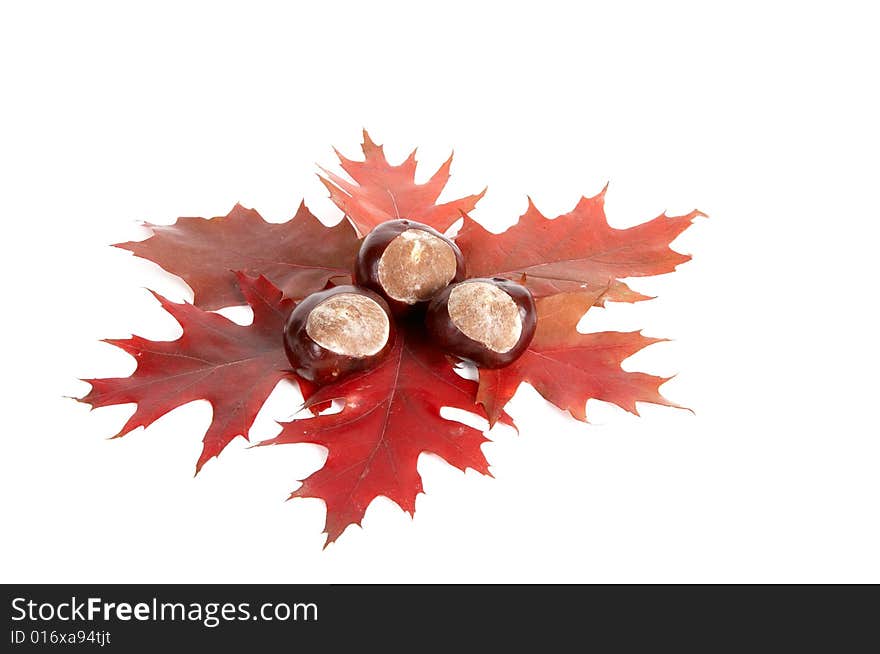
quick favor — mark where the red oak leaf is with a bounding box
[455,186,704,303]
[116,202,359,311]
[319,129,486,236]
[261,326,509,545]
[80,273,297,472]
[477,290,685,426]
[79,131,701,546]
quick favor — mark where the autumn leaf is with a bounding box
[79,273,298,472]
[319,129,486,236]
[260,326,509,545]
[117,202,360,311]
[80,130,701,546]
[477,290,685,426]
[456,186,704,303]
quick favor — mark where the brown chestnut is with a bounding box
[354,219,466,315]
[425,278,536,368]
[283,285,395,385]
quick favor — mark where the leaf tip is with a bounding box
[360,129,383,158]
[68,388,96,409]
[107,425,135,441]
[655,374,693,414]
[586,182,609,206]
[194,452,212,477]
[143,286,170,306]
[570,408,589,422]
[316,171,338,195]
[231,269,257,287]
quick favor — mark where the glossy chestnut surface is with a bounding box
[354,219,466,315]
[425,277,536,369]
[283,285,395,385]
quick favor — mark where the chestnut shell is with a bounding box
[425,277,537,369]
[283,285,395,385]
[354,218,466,315]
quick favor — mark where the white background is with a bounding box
[1,1,877,583]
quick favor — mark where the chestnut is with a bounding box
[354,219,466,314]
[283,285,395,385]
[425,278,536,369]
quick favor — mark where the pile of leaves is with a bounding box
[80,131,702,544]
